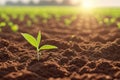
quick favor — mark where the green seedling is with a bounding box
[0,22,6,32]
[27,20,32,27]
[99,21,103,25]
[55,15,60,21]
[1,13,9,22]
[8,22,14,26]
[104,18,110,26]
[64,19,72,26]
[19,16,24,22]
[8,22,19,32]
[110,18,116,23]
[11,24,19,32]
[12,14,17,19]
[21,31,58,61]
[71,15,77,21]
[117,22,120,29]
[42,19,47,23]
[0,22,6,27]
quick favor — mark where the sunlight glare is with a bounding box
[82,0,94,10]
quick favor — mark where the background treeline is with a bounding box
[6,0,80,6]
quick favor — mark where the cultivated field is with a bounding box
[0,7,120,80]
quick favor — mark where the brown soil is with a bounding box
[0,15,120,80]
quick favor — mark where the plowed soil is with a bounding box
[0,15,120,80]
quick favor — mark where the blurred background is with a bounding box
[0,0,120,33]
[0,0,120,7]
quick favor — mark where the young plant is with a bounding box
[117,22,120,29]
[64,19,72,26]
[104,18,110,26]
[8,22,19,32]
[21,31,58,60]
[26,20,32,27]
[0,22,6,32]
[110,18,116,24]
[11,24,19,32]
[0,22,6,27]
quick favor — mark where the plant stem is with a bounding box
[37,52,41,61]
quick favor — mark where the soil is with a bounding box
[0,15,120,80]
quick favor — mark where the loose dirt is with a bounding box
[0,15,120,80]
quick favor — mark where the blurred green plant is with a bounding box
[8,22,19,32]
[27,20,32,27]
[104,18,110,26]
[11,24,19,32]
[110,18,116,23]
[64,19,72,26]
[0,22,6,32]
[117,22,120,29]
[0,22,6,27]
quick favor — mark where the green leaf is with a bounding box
[0,22,6,27]
[21,33,37,48]
[36,31,41,48]
[39,45,58,51]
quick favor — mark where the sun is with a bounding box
[81,0,94,10]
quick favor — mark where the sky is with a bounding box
[0,0,120,7]
[91,0,120,7]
